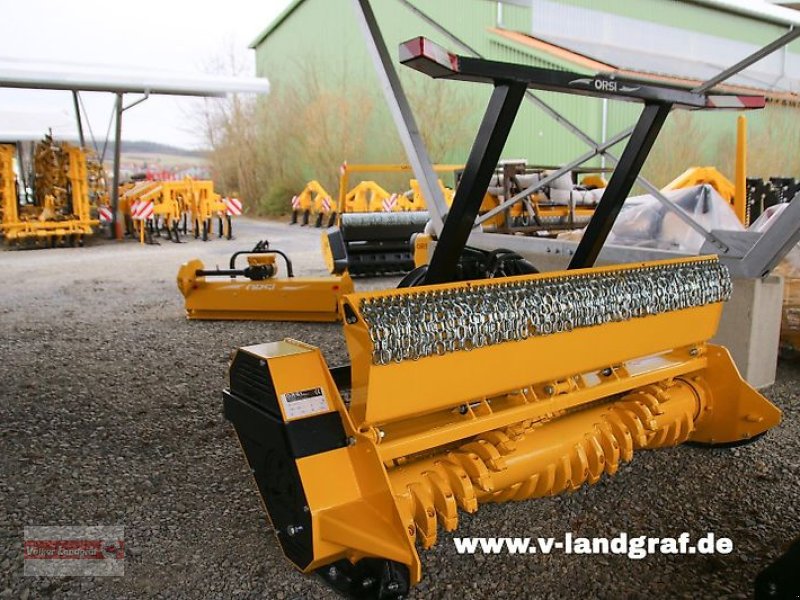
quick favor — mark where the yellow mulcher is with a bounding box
[321,163,459,276]
[222,39,780,598]
[178,240,353,322]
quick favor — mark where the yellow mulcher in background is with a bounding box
[222,39,780,598]
[178,240,354,322]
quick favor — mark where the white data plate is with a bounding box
[279,386,330,420]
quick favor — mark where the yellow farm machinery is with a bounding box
[178,240,353,322]
[477,160,608,233]
[221,37,781,598]
[120,177,239,244]
[290,180,336,227]
[1,135,102,247]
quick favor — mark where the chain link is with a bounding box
[359,259,731,365]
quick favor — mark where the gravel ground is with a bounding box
[1,217,798,599]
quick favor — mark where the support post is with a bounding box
[72,91,85,148]
[424,83,527,284]
[735,115,748,226]
[569,103,672,269]
[110,92,123,240]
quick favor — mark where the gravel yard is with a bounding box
[1,217,798,599]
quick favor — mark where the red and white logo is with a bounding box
[381,194,398,212]
[223,197,242,216]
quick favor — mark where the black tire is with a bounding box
[290,210,298,225]
[226,215,233,240]
[302,209,310,226]
[202,220,209,241]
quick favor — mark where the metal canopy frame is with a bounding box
[0,64,270,237]
[400,36,763,282]
[356,0,800,281]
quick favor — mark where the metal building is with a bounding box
[250,0,800,173]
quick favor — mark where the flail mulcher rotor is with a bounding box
[223,255,780,598]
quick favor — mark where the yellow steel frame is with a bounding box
[345,180,391,213]
[294,179,334,216]
[2,142,99,244]
[406,179,454,211]
[664,167,736,203]
[337,163,462,216]
[0,144,17,231]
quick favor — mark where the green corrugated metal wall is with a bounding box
[252,0,614,168]
[252,0,798,178]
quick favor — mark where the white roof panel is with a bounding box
[0,57,270,97]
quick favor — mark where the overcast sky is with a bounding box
[0,0,292,149]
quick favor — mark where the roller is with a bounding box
[322,211,429,276]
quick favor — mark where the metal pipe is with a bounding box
[110,92,123,239]
[691,26,800,93]
[352,0,447,232]
[72,91,85,148]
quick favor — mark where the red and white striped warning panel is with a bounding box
[339,161,347,177]
[223,197,243,216]
[98,206,113,223]
[382,194,398,212]
[131,201,154,221]
[705,95,765,109]
[321,197,332,212]
[291,195,300,210]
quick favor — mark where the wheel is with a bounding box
[202,220,209,241]
[226,215,233,240]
